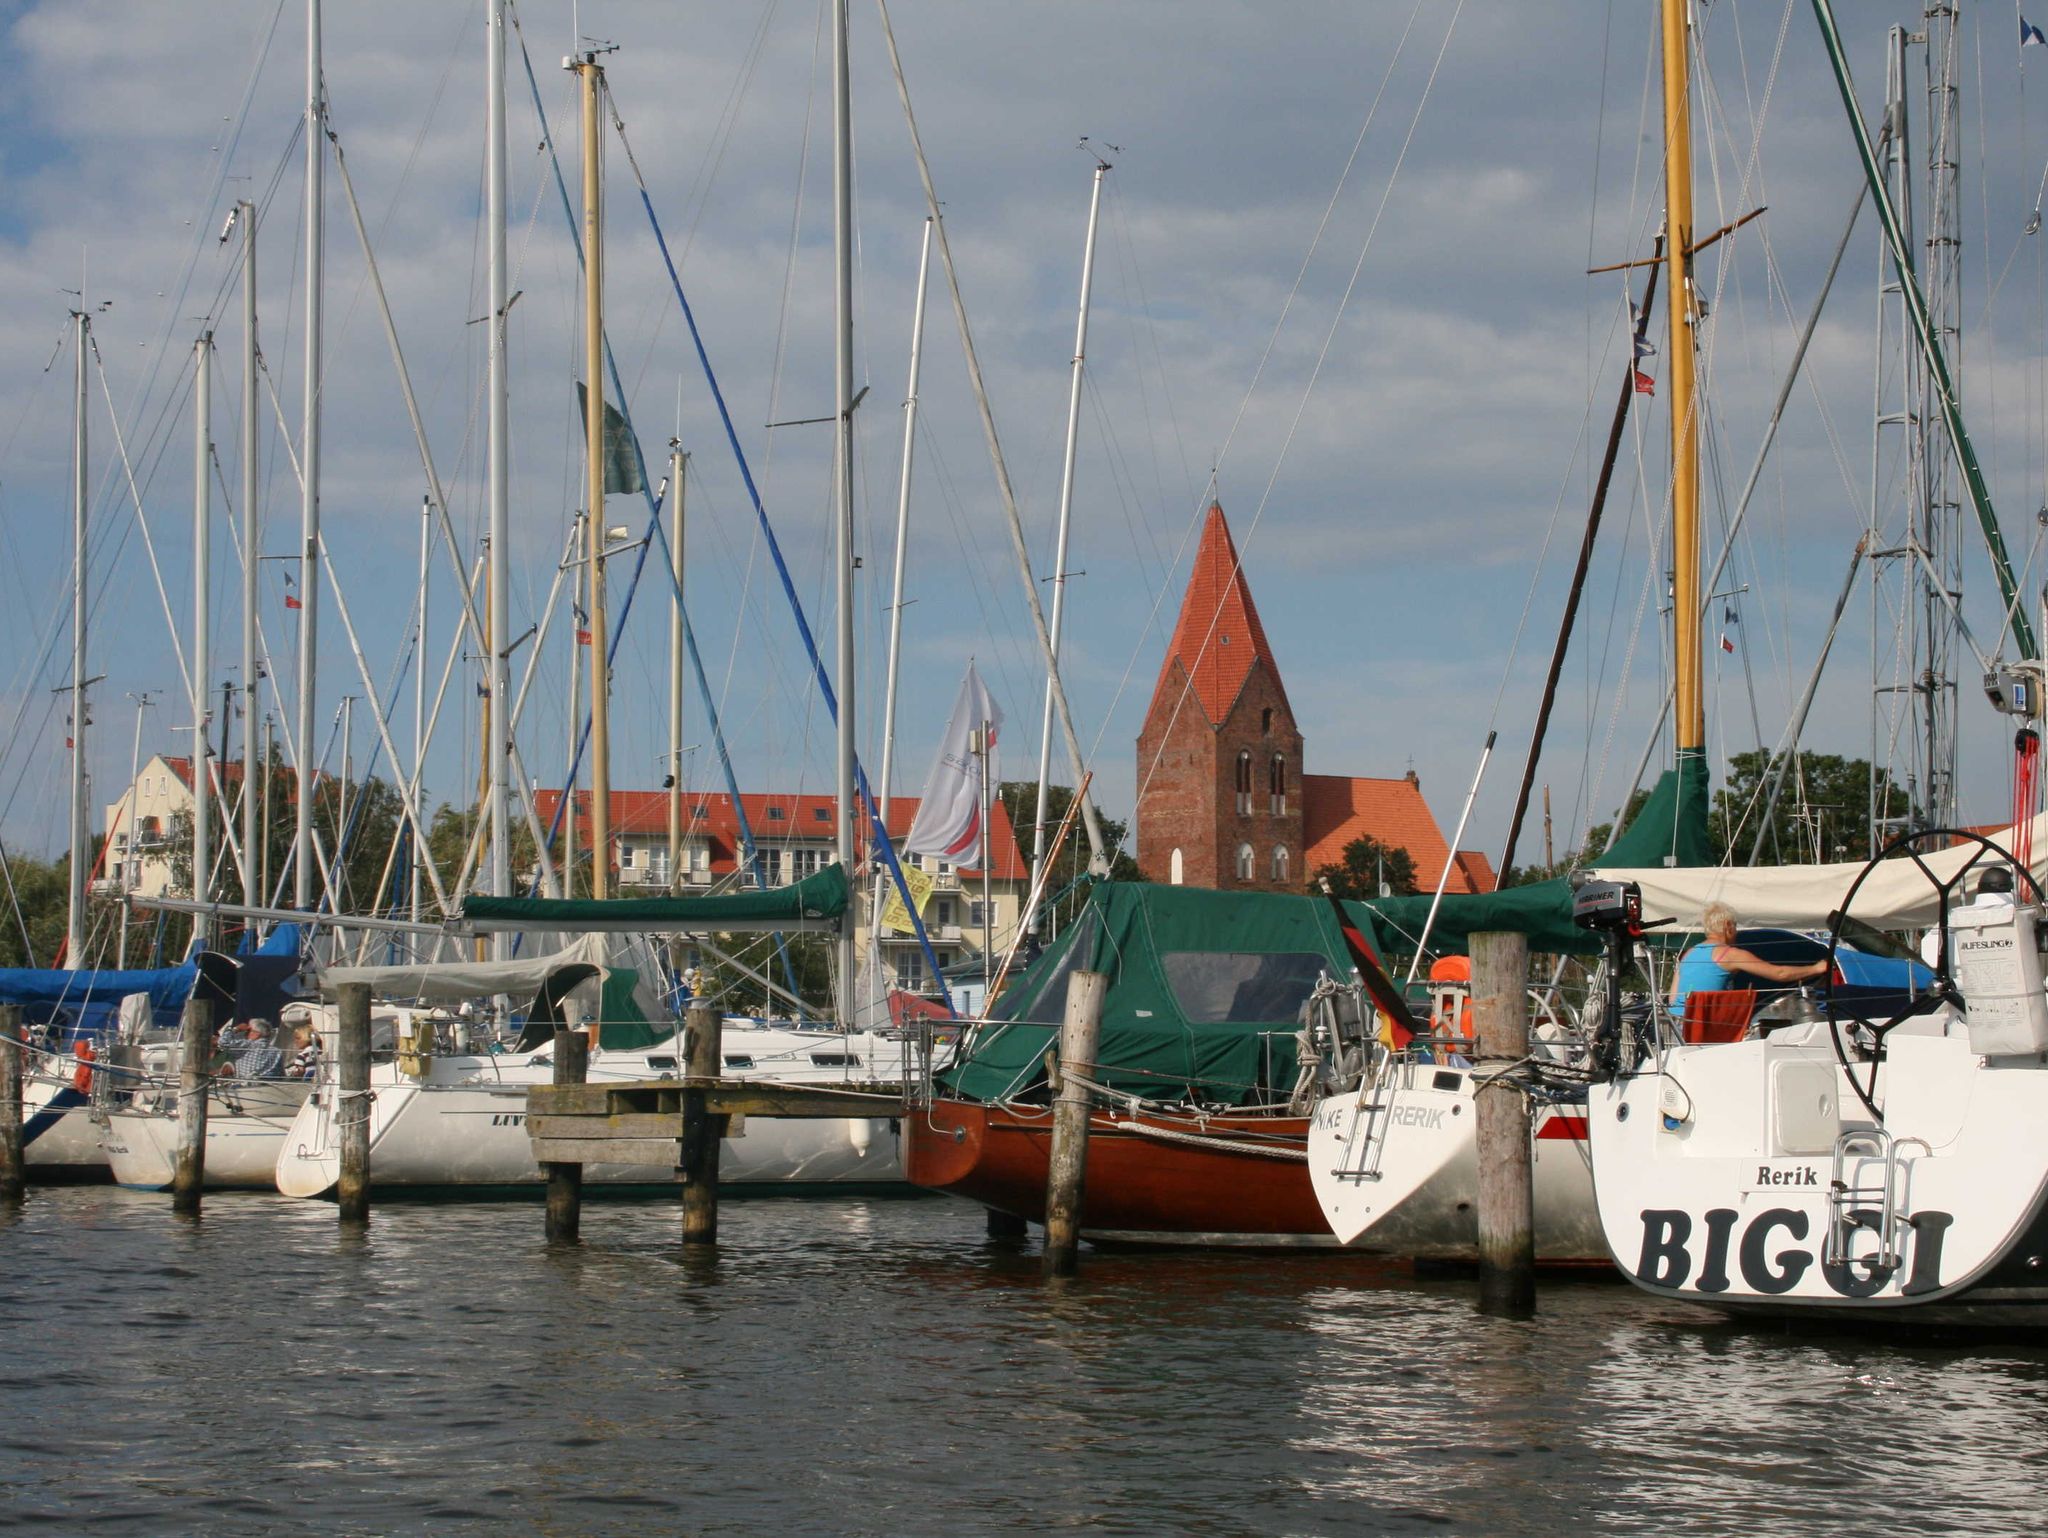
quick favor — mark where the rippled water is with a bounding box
[3,1188,2046,1536]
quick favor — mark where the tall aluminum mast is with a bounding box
[65,307,89,965]
[238,201,259,910]
[485,0,512,946]
[830,0,857,1024]
[192,333,213,946]
[1029,157,1109,933]
[294,0,324,909]
[575,52,613,906]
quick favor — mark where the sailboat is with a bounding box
[1577,1,2048,1325]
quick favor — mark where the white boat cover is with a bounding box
[316,933,611,1003]
[1591,812,2048,933]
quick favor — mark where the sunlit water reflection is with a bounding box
[1,1188,2044,1535]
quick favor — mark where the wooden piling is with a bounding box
[1471,930,1535,1318]
[0,1005,23,1204]
[171,994,215,1215]
[1042,968,1107,1278]
[680,1001,722,1245]
[336,982,371,1225]
[544,1028,590,1245]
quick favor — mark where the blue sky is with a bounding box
[3,0,2048,890]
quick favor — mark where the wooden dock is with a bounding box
[526,1078,906,1167]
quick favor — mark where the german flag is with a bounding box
[1317,878,1420,1050]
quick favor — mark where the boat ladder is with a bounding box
[1331,1052,1403,1183]
[1825,1127,1931,1270]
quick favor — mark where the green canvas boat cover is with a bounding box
[1360,758,1715,957]
[592,967,672,1052]
[945,881,1389,1108]
[462,862,848,933]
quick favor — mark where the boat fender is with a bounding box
[848,1116,872,1156]
[72,1040,96,1094]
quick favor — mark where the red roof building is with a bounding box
[1135,503,1495,897]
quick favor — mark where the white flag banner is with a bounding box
[904,663,1002,864]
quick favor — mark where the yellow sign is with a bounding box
[878,862,935,935]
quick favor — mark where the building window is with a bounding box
[1271,844,1289,882]
[968,901,988,928]
[813,807,831,822]
[1262,707,1273,736]
[894,951,925,989]
[1169,847,1184,885]
[786,847,826,883]
[933,898,955,928]
[1236,842,1254,881]
[766,806,786,821]
[1235,750,1253,815]
[1269,753,1287,816]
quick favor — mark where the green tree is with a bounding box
[1713,750,1913,866]
[994,781,1142,934]
[1311,835,1417,899]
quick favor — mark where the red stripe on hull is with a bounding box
[904,1097,1330,1239]
[1535,1115,1589,1141]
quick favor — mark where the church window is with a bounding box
[1271,844,1289,882]
[1170,848,1184,885]
[1235,750,1253,815]
[1236,842,1254,881]
[1269,753,1287,815]
[1262,708,1273,736]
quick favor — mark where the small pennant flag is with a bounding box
[1634,334,1657,358]
[476,681,490,699]
[284,592,302,611]
[1720,633,1736,654]
[574,603,592,646]
[2024,16,2046,46]
[1633,369,1656,396]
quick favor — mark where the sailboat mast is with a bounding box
[66,307,88,965]
[295,0,323,910]
[1662,0,1703,761]
[878,219,931,840]
[192,332,213,946]
[1030,157,1108,928]
[577,53,613,903]
[831,0,856,1025]
[667,445,686,893]
[485,0,512,944]
[238,201,259,912]
[413,495,430,925]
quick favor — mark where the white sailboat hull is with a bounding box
[1588,1027,2048,1325]
[100,1079,313,1190]
[274,1028,910,1197]
[1309,1060,1604,1262]
[21,1065,107,1176]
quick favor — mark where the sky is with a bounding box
[3,0,2048,896]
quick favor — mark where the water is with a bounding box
[3,1188,2046,1536]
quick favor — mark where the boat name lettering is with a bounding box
[1387,1105,1445,1131]
[490,1113,524,1127]
[1633,1206,1953,1298]
[1753,1165,1819,1187]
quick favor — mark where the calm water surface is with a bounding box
[2,1187,2045,1536]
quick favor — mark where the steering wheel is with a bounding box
[1824,827,2043,1122]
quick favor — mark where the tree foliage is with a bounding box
[994,781,1142,933]
[1311,835,1417,899]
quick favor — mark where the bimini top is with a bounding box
[946,881,1384,1108]
[460,862,848,934]
[318,933,612,1003]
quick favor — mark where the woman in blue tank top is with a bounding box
[1668,902,1830,1018]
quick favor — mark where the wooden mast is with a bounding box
[1662,0,1704,761]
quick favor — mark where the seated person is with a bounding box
[1669,901,1829,1020]
[285,1026,321,1080]
[223,1020,285,1080]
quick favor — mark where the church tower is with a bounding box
[1135,503,1305,892]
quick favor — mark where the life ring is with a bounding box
[72,1040,96,1094]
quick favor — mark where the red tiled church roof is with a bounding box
[1153,503,1291,727]
[534,788,1028,881]
[1302,772,1495,895]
